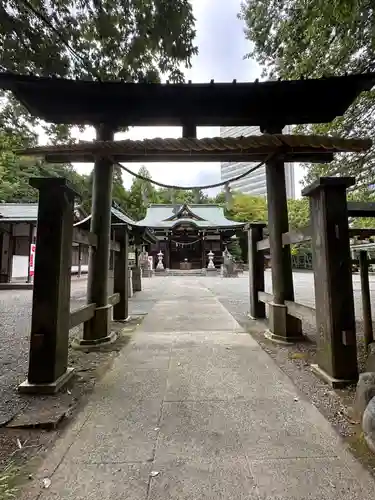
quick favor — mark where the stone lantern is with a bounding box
[156,250,164,270]
[207,250,215,269]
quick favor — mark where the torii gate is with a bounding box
[1,71,374,392]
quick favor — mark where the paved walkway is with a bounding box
[27,278,375,499]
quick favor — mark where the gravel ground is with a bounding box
[0,277,160,427]
[1,272,375,476]
[0,278,88,426]
[1,271,373,427]
[0,277,161,478]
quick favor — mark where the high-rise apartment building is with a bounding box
[220,126,296,199]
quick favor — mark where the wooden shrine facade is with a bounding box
[138,204,245,270]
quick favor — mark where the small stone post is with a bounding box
[359,250,374,348]
[128,268,133,297]
[19,177,78,394]
[113,227,129,321]
[302,177,358,387]
[248,223,266,319]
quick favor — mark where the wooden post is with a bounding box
[132,246,142,292]
[169,236,173,269]
[84,123,115,343]
[248,223,266,319]
[182,123,197,138]
[201,235,206,269]
[263,135,302,341]
[113,227,129,321]
[19,178,77,394]
[359,250,374,348]
[303,177,358,387]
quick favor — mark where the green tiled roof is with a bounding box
[138,204,245,229]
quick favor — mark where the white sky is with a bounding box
[70,0,304,197]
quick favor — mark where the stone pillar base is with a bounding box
[311,363,357,389]
[72,330,117,350]
[267,302,304,343]
[83,304,112,343]
[18,367,74,394]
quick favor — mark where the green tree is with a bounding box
[239,0,375,191]
[226,192,267,223]
[213,191,226,205]
[287,198,310,229]
[0,130,90,202]
[111,165,130,213]
[228,237,242,261]
[0,0,197,140]
[127,165,158,220]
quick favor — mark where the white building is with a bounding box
[220,125,296,199]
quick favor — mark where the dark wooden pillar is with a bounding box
[132,245,142,293]
[166,237,171,269]
[201,234,206,268]
[19,178,77,393]
[182,123,197,138]
[84,123,115,343]
[303,177,358,387]
[248,223,266,319]
[169,237,172,269]
[262,126,302,341]
[113,227,129,320]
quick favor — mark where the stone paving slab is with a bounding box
[148,457,257,500]
[22,277,375,500]
[164,345,289,401]
[38,463,151,500]
[248,457,369,500]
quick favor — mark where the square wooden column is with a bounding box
[302,177,358,387]
[132,247,142,292]
[248,223,266,319]
[264,152,303,341]
[113,227,129,321]
[84,123,115,344]
[19,177,78,394]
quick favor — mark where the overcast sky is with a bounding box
[73,0,303,197]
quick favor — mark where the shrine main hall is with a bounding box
[139,203,245,270]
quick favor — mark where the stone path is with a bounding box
[25,277,375,499]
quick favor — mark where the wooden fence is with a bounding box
[248,177,375,387]
[18,177,132,394]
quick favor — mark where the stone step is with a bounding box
[152,269,220,277]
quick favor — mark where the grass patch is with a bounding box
[0,462,19,499]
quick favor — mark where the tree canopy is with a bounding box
[0,0,197,141]
[239,0,375,193]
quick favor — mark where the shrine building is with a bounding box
[138,203,245,270]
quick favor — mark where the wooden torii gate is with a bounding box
[1,71,374,392]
